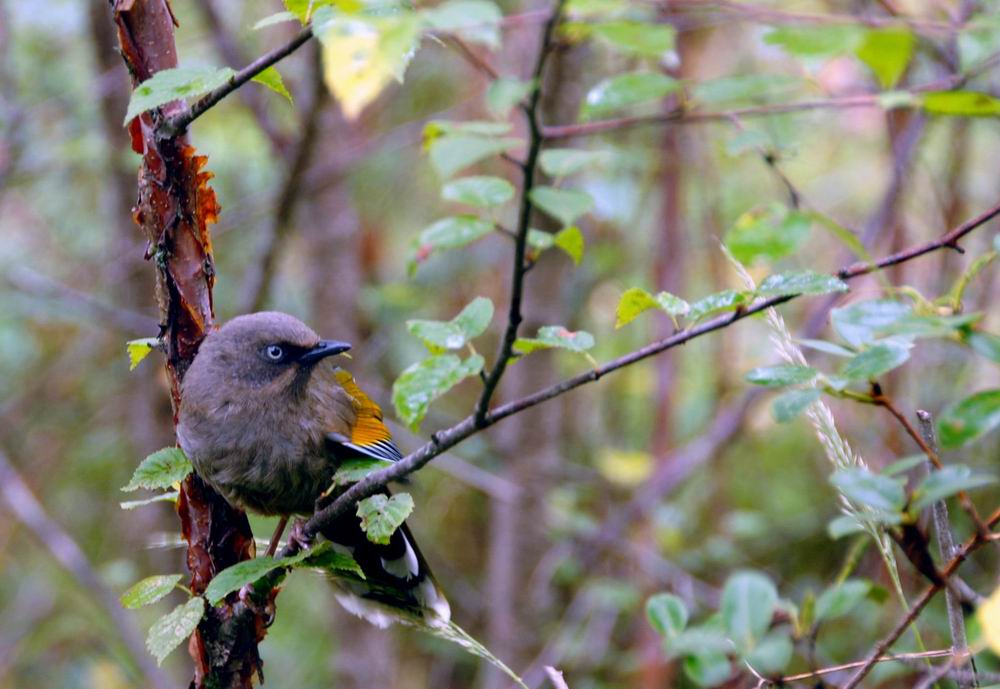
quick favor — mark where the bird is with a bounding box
[176,311,450,628]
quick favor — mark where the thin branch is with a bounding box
[772,648,956,684]
[474,0,566,425]
[917,409,975,689]
[295,198,1000,546]
[158,25,314,139]
[0,448,173,689]
[842,505,1000,689]
[446,35,500,80]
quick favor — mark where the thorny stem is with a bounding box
[474,0,565,426]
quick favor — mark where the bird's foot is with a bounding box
[239,583,276,627]
[287,518,312,552]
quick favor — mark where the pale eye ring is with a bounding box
[265,345,285,361]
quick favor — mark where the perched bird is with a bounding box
[177,311,450,627]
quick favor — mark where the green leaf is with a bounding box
[334,458,394,486]
[830,467,905,512]
[878,313,982,339]
[392,353,484,429]
[411,215,495,269]
[441,176,514,208]
[763,25,862,57]
[553,225,585,264]
[590,21,676,58]
[514,325,595,355]
[120,491,179,510]
[580,71,680,120]
[669,626,733,656]
[772,388,821,422]
[922,91,1000,116]
[687,290,749,322]
[940,389,1000,448]
[424,120,513,139]
[827,514,865,539]
[725,203,811,264]
[126,338,159,371]
[407,296,494,352]
[428,135,522,178]
[529,187,594,227]
[284,0,346,23]
[745,631,793,675]
[252,66,293,104]
[527,228,555,251]
[797,339,856,358]
[691,74,802,106]
[254,11,299,30]
[882,455,926,476]
[856,28,914,88]
[840,341,912,380]
[745,364,817,388]
[967,331,1000,363]
[757,271,849,297]
[147,597,205,665]
[912,465,997,512]
[830,299,912,348]
[682,651,732,688]
[122,447,192,492]
[121,574,183,609]
[815,579,872,622]
[486,77,532,117]
[423,0,502,49]
[357,493,415,545]
[297,542,367,579]
[721,570,778,650]
[646,593,688,639]
[615,287,689,329]
[125,66,236,124]
[539,148,608,177]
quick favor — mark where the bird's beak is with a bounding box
[299,339,352,365]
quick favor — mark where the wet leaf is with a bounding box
[772,388,821,422]
[912,465,996,512]
[529,187,594,227]
[615,287,689,328]
[756,271,848,297]
[146,597,205,665]
[830,467,905,512]
[392,354,485,429]
[831,299,912,347]
[687,290,750,321]
[939,389,1000,448]
[580,71,680,120]
[423,0,502,49]
[357,493,414,545]
[441,176,514,207]
[407,296,494,352]
[124,66,236,124]
[591,21,676,58]
[514,325,595,355]
[539,148,608,177]
[745,364,817,387]
[725,203,811,264]
[334,458,394,485]
[121,574,183,609]
[428,135,522,178]
[122,448,192,492]
[840,341,911,380]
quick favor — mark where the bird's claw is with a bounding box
[239,583,276,627]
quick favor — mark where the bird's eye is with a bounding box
[264,345,285,362]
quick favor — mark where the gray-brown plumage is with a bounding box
[177,311,450,626]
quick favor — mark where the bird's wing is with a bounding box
[328,369,403,463]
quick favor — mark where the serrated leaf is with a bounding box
[357,493,414,545]
[922,91,1000,116]
[939,389,1000,448]
[529,187,593,227]
[428,135,522,178]
[123,448,192,492]
[591,21,676,58]
[146,597,205,665]
[392,353,484,429]
[441,176,514,207]
[554,225,585,264]
[831,299,912,348]
[539,148,608,177]
[334,458,394,485]
[912,465,997,512]
[423,0,502,49]
[124,66,236,124]
[745,364,818,387]
[120,491,179,510]
[121,574,183,609]
[721,570,778,650]
[725,203,811,264]
[319,14,420,120]
[772,388,822,422]
[757,271,849,297]
[646,593,688,639]
[514,325,595,355]
[252,66,293,104]
[815,579,872,622]
[126,338,159,371]
[830,467,905,512]
[486,77,533,117]
[407,296,494,352]
[580,71,680,120]
[856,28,914,88]
[615,287,689,328]
[840,341,911,380]
[687,290,749,321]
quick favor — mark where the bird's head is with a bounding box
[186,311,352,394]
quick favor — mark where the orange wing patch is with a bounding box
[334,370,403,462]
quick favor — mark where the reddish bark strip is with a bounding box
[110,1,263,686]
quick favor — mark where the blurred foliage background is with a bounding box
[2,0,1000,688]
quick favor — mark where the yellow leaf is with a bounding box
[595,448,653,487]
[979,585,1000,654]
[319,15,419,120]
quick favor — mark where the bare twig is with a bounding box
[544,666,571,689]
[0,448,173,689]
[916,409,975,689]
